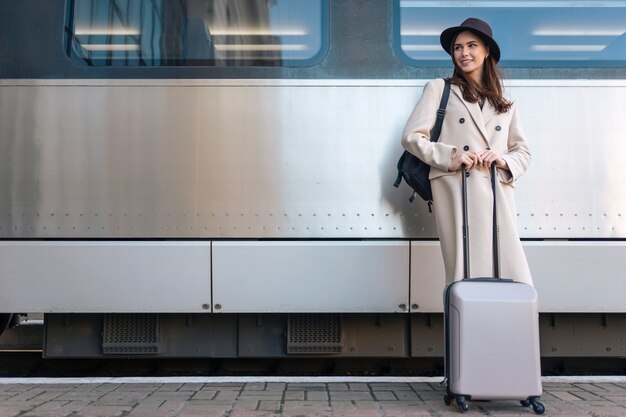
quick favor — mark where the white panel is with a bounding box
[409,242,447,313]
[410,241,626,313]
[525,241,626,313]
[0,242,211,313]
[212,241,409,313]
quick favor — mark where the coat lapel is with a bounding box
[482,100,497,129]
[451,84,490,146]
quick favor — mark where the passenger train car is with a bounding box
[0,0,624,362]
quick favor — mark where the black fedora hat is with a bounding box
[440,17,500,63]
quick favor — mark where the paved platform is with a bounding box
[0,377,624,417]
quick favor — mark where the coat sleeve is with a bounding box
[401,80,457,172]
[499,104,531,184]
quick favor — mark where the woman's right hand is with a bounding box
[449,151,481,172]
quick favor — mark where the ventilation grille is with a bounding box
[287,313,342,354]
[102,314,160,355]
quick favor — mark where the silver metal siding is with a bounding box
[2,80,623,238]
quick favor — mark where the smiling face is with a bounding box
[452,30,489,84]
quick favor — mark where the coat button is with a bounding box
[495,125,502,131]
[463,145,470,151]
[465,171,471,178]
[459,118,465,124]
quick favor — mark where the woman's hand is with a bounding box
[449,151,481,171]
[477,149,509,170]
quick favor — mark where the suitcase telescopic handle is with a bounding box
[461,163,500,280]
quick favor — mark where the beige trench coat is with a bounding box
[401,79,532,285]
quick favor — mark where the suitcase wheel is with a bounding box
[443,392,452,406]
[523,397,545,415]
[455,395,469,413]
[531,399,545,415]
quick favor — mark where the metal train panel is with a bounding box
[1,80,625,239]
[410,241,626,313]
[212,241,409,313]
[0,241,211,313]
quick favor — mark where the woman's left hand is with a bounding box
[477,149,509,170]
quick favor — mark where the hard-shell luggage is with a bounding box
[443,164,544,414]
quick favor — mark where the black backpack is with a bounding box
[394,78,451,206]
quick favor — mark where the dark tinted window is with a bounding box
[68,0,327,66]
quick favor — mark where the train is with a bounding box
[0,0,624,364]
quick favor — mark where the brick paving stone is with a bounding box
[333,411,380,417]
[215,390,240,401]
[352,400,379,410]
[32,384,77,392]
[347,382,369,391]
[266,383,286,391]
[284,390,304,400]
[373,390,397,400]
[21,400,90,417]
[573,383,613,392]
[232,399,260,409]
[125,412,181,417]
[0,410,29,417]
[305,391,328,401]
[155,383,183,391]
[329,392,373,401]
[416,390,443,401]
[113,383,161,392]
[243,382,266,391]
[88,384,122,394]
[229,411,278,417]
[0,401,35,412]
[371,383,412,391]
[202,383,244,389]
[382,407,431,417]
[1,379,626,417]
[395,390,420,400]
[4,388,46,402]
[72,405,132,417]
[54,391,102,401]
[551,390,586,401]
[329,400,357,410]
[573,390,606,401]
[175,404,227,417]
[596,384,626,394]
[409,382,436,391]
[258,399,281,411]
[287,383,326,391]
[178,383,204,391]
[0,386,31,393]
[238,395,283,402]
[190,389,218,400]
[127,398,165,412]
[239,391,284,397]
[328,383,349,391]
[148,390,193,398]
[282,400,330,410]
[155,399,188,413]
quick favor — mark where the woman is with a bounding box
[401,18,532,285]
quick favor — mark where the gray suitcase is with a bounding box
[443,165,544,414]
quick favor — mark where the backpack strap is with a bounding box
[394,79,451,191]
[393,152,407,187]
[430,78,451,145]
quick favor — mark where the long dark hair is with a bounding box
[449,35,512,114]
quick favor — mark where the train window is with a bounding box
[396,1,626,67]
[66,0,327,66]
